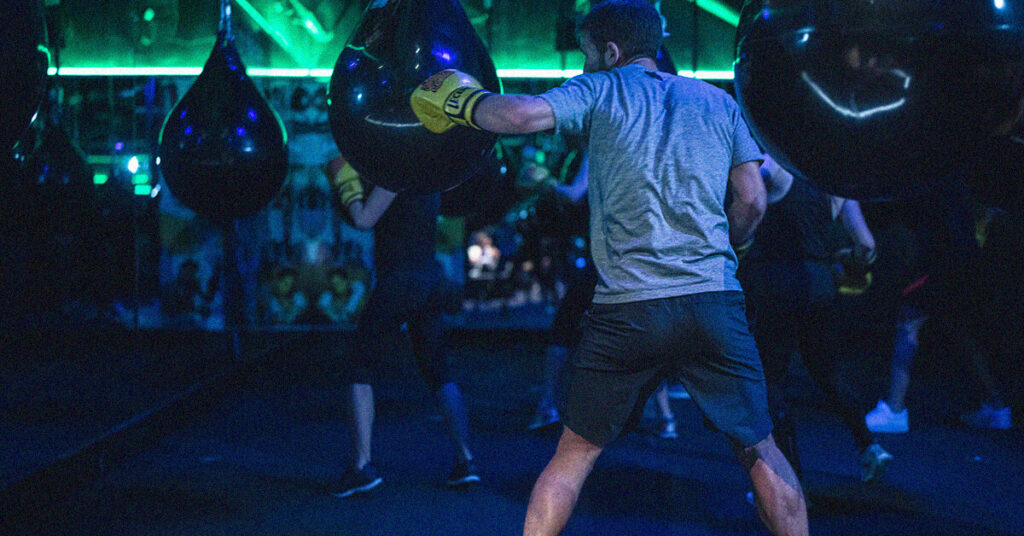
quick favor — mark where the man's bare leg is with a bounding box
[736,434,808,536]
[349,383,374,469]
[523,427,603,536]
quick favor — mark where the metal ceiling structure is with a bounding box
[51,0,742,78]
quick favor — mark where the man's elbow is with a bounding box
[739,191,767,223]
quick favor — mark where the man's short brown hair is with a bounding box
[579,0,663,62]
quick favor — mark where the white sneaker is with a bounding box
[859,443,894,482]
[961,405,1012,430]
[865,400,909,433]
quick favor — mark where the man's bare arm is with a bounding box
[473,94,557,134]
[347,187,397,230]
[727,160,767,246]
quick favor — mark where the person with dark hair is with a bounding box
[324,156,478,499]
[411,1,807,534]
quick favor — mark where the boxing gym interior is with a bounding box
[1,1,1022,535]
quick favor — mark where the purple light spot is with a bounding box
[236,127,246,136]
[185,126,193,135]
[247,109,257,121]
[114,142,125,151]
[179,110,187,119]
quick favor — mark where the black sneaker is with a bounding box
[446,460,480,487]
[332,464,383,498]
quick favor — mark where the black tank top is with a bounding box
[374,191,439,273]
[747,177,837,263]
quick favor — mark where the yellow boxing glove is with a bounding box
[410,69,493,133]
[326,156,363,208]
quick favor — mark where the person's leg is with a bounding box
[886,306,925,413]
[654,382,673,420]
[801,294,892,480]
[533,270,596,429]
[350,383,374,469]
[530,344,568,429]
[523,426,604,536]
[960,331,1013,429]
[743,270,800,478]
[679,291,807,535]
[408,310,474,466]
[735,435,809,536]
[800,298,876,451]
[652,382,677,438]
[339,275,403,476]
[334,283,397,498]
[535,298,667,532]
[866,305,923,433]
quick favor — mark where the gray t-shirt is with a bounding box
[539,64,762,304]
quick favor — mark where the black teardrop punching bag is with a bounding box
[734,0,1024,200]
[1,0,49,158]
[328,0,500,194]
[158,1,288,223]
[440,141,512,218]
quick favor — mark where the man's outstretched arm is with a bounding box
[473,94,556,134]
[410,69,555,135]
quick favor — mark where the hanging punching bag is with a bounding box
[440,141,512,219]
[158,1,287,224]
[735,0,1024,200]
[1,0,49,157]
[328,0,500,194]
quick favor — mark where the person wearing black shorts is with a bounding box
[325,156,478,498]
[410,2,807,534]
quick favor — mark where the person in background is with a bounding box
[325,155,479,498]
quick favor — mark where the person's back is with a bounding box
[373,191,439,273]
[542,66,753,303]
[745,177,837,264]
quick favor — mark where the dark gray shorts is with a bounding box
[561,291,772,448]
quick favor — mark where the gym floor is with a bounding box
[3,324,1021,536]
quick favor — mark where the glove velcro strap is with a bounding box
[443,87,491,130]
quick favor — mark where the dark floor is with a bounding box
[4,328,1022,536]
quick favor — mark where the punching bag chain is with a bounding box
[219,0,233,40]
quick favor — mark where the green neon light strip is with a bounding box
[93,173,109,185]
[696,0,740,27]
[47,67,734,80]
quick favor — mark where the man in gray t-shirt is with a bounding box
[410,2,807,535]
[539,63,762,304]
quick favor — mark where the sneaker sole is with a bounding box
[446,475,481,487]
[862,455,893,482]
[331,477,383,498]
